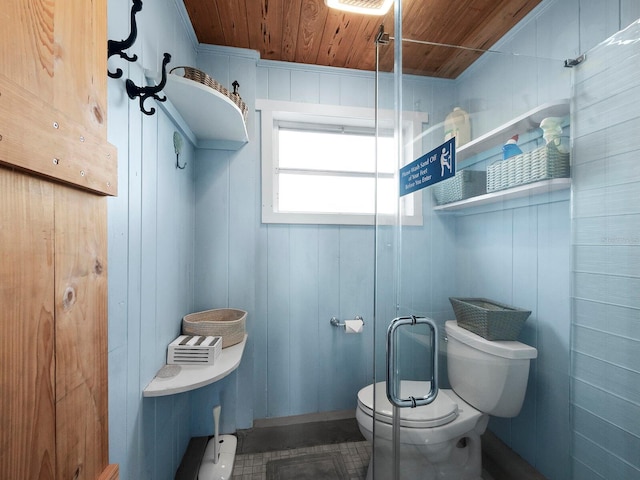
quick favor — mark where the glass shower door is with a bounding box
[371,3,447,477]
[371,2,578,478]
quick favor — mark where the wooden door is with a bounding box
[0,0,118,479]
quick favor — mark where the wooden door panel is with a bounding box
[0,166,56,480]
[0,0,54,102]
[0,0,118,477]
[0,0,116,196]
[53,0,108,137]
[98,465,120,480]
[54,184,109,480]
[0,74,117,196]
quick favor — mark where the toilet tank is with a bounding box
[445,320,537,417]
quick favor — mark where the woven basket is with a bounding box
[487,141,569,193]
[182,308,246,348]
[433,170,487,205]
[449,297,531,340]
[169,66,249,122]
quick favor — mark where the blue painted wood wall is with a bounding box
[106,0,197,478]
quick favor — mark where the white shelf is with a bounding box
[433,178,571,211]
[162,73,249,150]
[143,334,247,397]
[457,100,569,162]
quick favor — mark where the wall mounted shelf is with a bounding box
[161,73,249,150]
[457,100,569,163]
[433,178,571,211]
[433,100,572,212]
[143,334,247,397]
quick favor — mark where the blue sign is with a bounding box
[399,138,456,197]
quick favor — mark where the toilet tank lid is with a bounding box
[445,321,537,359]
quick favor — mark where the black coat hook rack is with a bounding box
[107,0,143,79]
[126,53,171,116]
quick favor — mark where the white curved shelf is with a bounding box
[163,73,248,150]
[433,178,571,211]
[457,100,569,162]
[143,334,247,397]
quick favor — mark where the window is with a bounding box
[258,100,427,225]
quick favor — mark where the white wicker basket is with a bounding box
[182,308,246,348]
[487,142,569,193]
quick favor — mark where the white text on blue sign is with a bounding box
[399,138,456,196]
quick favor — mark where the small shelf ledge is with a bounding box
[162,73,248,150]
[433,178,571,211]
[143,334,247,397]
[457,100,569,162]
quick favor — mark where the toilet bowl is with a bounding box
[355,320,537,479]
[356,381,488,480]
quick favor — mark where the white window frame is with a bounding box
[257,99,428,226]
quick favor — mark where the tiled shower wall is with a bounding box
[570,19,640,479]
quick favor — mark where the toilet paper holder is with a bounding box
[330,315,364,328]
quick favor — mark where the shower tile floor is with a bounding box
[178,417,544,480]
[227,417,501,480]
[230,441,371,479]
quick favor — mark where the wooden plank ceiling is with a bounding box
[183,0,542,78]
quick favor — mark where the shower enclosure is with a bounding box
[370,2,639,479]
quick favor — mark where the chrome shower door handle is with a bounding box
[386,316,439,408]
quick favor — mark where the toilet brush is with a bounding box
[199,404,237,479]
[213,405,221,464]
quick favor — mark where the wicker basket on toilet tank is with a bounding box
[182,308,246,348]
[449,297,530,341]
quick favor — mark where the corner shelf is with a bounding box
[433,178,571,211]
[457,100,569,163]
[162,73,249,150]
[143,334,247,397]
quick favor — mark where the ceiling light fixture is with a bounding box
[324,0,394,16]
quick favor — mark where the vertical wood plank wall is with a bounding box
[452,2,640,479]
[105,1,198,479]
[191,47,457,436]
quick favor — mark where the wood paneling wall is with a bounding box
[191,47,457,435]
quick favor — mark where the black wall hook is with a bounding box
[126,53,171,116]
[108,0,143,79]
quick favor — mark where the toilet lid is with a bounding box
[357,381,458,428]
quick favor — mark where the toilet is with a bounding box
[355,320,537,480]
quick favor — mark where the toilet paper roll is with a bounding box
[344,319,364,334]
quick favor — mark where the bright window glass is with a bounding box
[276,125,397,215]
[258,100,424,225]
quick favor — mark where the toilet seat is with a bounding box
[357,380,458,428]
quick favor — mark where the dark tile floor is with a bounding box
[178,417,546,480]
[232,418,369,479]
[236,417,365,454]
